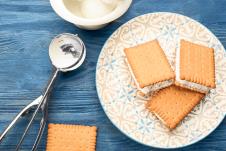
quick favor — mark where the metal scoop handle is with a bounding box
[15,68,59,150]
[31,94,49,151]
[0,96,43,142]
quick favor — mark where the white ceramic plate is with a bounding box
[96,12,226,149]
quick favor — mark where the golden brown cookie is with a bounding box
[46,124,97,151]
[146,85,205,129]
[124,40,175,94]
[176,39,215,93]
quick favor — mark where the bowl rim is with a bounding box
[50,0,132,26]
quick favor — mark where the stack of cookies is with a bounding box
[124,39,215,129]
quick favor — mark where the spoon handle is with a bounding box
[15,68,60,151]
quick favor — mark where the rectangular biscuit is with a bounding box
[46,124,97,151]
[124,40,175,95]
[175,39,215,93]
[146,85,205,129]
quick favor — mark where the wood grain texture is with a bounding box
[0,0,226,150]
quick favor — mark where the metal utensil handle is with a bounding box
[31,96,49,151]
[31,111,47,151]
[0,96,43,143]
[15,68,60,150]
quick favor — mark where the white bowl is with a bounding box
[50,0,132,30]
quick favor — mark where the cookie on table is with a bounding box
[175,39,215,93]
[46,124,97,151]
[124,40,175,96]
[146,85,205,129]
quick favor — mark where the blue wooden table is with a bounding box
[0,0,226,150]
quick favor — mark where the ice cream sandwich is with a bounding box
[175,39,216,93]
[146,85,205,129]
[124,40,175,95]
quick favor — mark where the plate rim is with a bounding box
[95,12,226,149]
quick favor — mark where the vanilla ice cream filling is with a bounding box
[125,58,173,95]
[175,41,209,93]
